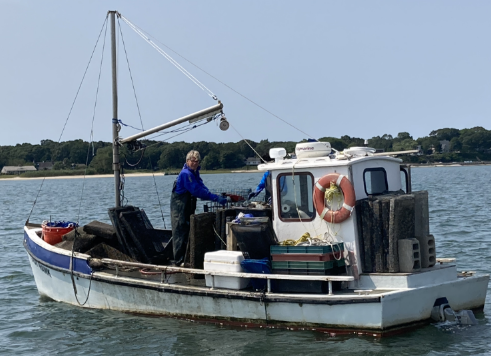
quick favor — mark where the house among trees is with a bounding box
[440,140,450,153]
[245,157,261,166]
[1,166,37,175]
[36,162,54,170]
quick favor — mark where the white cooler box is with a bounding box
[204,250,250,290]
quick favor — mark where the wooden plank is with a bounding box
[388,195,415,272]
[361,199,374,273]
[371,199,385,273]
[189,212,216,271]
[226,222,238,251]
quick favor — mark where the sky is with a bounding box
[1,1,490,147]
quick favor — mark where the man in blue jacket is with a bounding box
[248,171,287,203]
[171,150,227,266]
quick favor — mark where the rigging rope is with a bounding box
[77,19,109,224]
[70,227,93,306]
[141,118,216,150]
[118,15,316,141]
[26,15,109,224]
[117,13,318,162]
[228,122,267,164]
[118,17,166,226]
[120,15,218,101]
[117,13,318,166]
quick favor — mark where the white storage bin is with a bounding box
[204,250,250,290]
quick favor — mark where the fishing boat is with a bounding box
[23,11,488,336]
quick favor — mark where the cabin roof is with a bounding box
[258,155,402,171]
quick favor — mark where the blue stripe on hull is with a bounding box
[24,231,92,275]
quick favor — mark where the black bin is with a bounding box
[230,217,277,259]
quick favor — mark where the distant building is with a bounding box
[245,157,261,166]
[1,166,37,175]
[440,140,450,153]
[37,162,54,170]
[71,163,86,169]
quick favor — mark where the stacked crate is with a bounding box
[270,243,345,293]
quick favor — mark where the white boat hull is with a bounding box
[25,226,489,334]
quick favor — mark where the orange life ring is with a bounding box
[313,173,356,223]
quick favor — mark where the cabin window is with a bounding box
[400,165,411,193]
[363,168,388,195]
[277,173,315,221]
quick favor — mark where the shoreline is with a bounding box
[0,170,261,181]
[1,163,488,181]
[0,173,163,181]
[411,163,491,168]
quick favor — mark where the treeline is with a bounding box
[1,126,490,174]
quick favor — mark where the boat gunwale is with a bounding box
[25,236,383,305]
[24,226,354,283]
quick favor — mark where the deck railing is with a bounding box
[99,258,354,295]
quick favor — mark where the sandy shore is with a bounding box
[0,173,164,181]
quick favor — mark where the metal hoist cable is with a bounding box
[228,121,267,164]
[118,16,172,226]
[120,14,218,101]
[117,14,318,143]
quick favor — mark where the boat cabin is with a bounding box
[249,141,418,281]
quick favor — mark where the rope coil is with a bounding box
[324,182,343,206]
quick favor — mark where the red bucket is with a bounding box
[42,224,75,245]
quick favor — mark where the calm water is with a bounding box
[1,167,491,355]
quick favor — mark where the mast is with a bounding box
[110,11,121,207]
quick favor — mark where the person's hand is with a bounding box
[248,191,259,200]
[217,196,227,206]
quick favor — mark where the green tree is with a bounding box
[254,139,272,160]
[450,137,462,151]
[89,146,113,173]
[235,140,257,158]
[460,127,491,152]
[52,143,70,162]
[141,142,166,170]
[395,132,413,141]
[158,145,187,169]
[393,138,418,151]
[201,151,220,170]
[220,150,244,169]
[417,136,440,154]
[429,128,460,141]
[318,137,345,151]
[367,135,393,152]
[53,162,64,170]
[68,139,89,164]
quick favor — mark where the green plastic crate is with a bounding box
[270,243,344,255]
[272,266,347,275]
[272,259,345,270]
